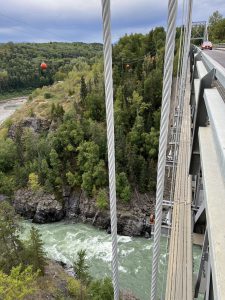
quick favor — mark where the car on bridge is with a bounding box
[201,41,212,50]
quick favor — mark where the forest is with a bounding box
[0,27,169,206]
[0,42,102,92]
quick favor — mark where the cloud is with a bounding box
[0,0,224,43]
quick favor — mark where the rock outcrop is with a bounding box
[8,117,51,139]
[13,187,155,236]
[64,188,155,237]
[13,189,64,223]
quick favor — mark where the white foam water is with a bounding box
[21,221,201,300]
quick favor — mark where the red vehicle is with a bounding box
[201,41,212,50]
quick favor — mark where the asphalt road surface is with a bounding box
[204,49,225,69]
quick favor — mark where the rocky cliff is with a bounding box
[13,187,155,237]
[13,189,64,223]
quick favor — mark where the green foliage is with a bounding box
[73,250,91,285]
[44,92,52,99]
[0,27,167,198]
[67,277,86,299]
[26,226,46,275]
[0,42,102,93]
[0,201,25,273]
[80,75,88,102]
[0,201,47,278]
[0,265,38,300]
[51,103,65,121]
[28,173,40,191]
[0,172,15,196]
[116,172,131,202]
[0,138,16,172]
[70,249,114,300]
[87,277,114,300]
[77,141,107,195]
[209,11,225,42]
[209,10,223,27]
[96,188,108,210]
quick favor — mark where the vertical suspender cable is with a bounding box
[159,1,187,298]
[101,1,119,300]
[150,1,178,299]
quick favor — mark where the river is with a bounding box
[0,97,27,124]
[21,221,201,300]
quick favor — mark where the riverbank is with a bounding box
[0,89,32,101]
[14,187,155,237]
[0,96,27,124]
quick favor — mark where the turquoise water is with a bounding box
[21,221,201,300]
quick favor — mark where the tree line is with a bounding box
[0,42,102,93]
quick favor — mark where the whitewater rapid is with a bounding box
[21,221,201,300]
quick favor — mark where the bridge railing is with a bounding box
[213,43,225,50]
[190,45,225,300]
[194,46,225,88]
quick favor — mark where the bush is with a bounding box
[88,277,114,300]
[28,173,40,191]
[116,172,131,202]
[0,265,38,300]
[44,92,52,99]
[96,188,108,210]
[67,277,86,298]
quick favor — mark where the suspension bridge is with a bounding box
[100,0,225,299]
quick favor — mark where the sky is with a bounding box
[0,0,225,43]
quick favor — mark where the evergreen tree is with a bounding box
[116,172,131,202]
[73,249,91,284]
[27,226,46,275]
[80,75,88,102]
[0,201,25,273]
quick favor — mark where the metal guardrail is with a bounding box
[214,43,225,49]
[191,45,225,300]
[194,45,225,89]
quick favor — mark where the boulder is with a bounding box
[13,188,64,223]
[117,213,144,236]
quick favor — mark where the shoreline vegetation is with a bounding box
[0,89,33,101]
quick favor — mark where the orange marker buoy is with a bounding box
[40,62,47,70]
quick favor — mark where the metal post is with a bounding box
[101,1,119,299]
[194,229,209,298]
[150,0,178,299]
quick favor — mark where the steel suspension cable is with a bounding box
[169,0,188,205]
[169,0,193,204]
[164,0,193,293]
[150,1,178,299]
[159,1,187,298]
[101,1,119,299]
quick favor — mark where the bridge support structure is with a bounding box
[190,46,225,299]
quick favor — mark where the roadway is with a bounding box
[203,49,225,68]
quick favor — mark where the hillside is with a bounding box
[0,29,171,205]
[0,42,102,94]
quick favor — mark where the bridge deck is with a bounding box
[165,76,192,300]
